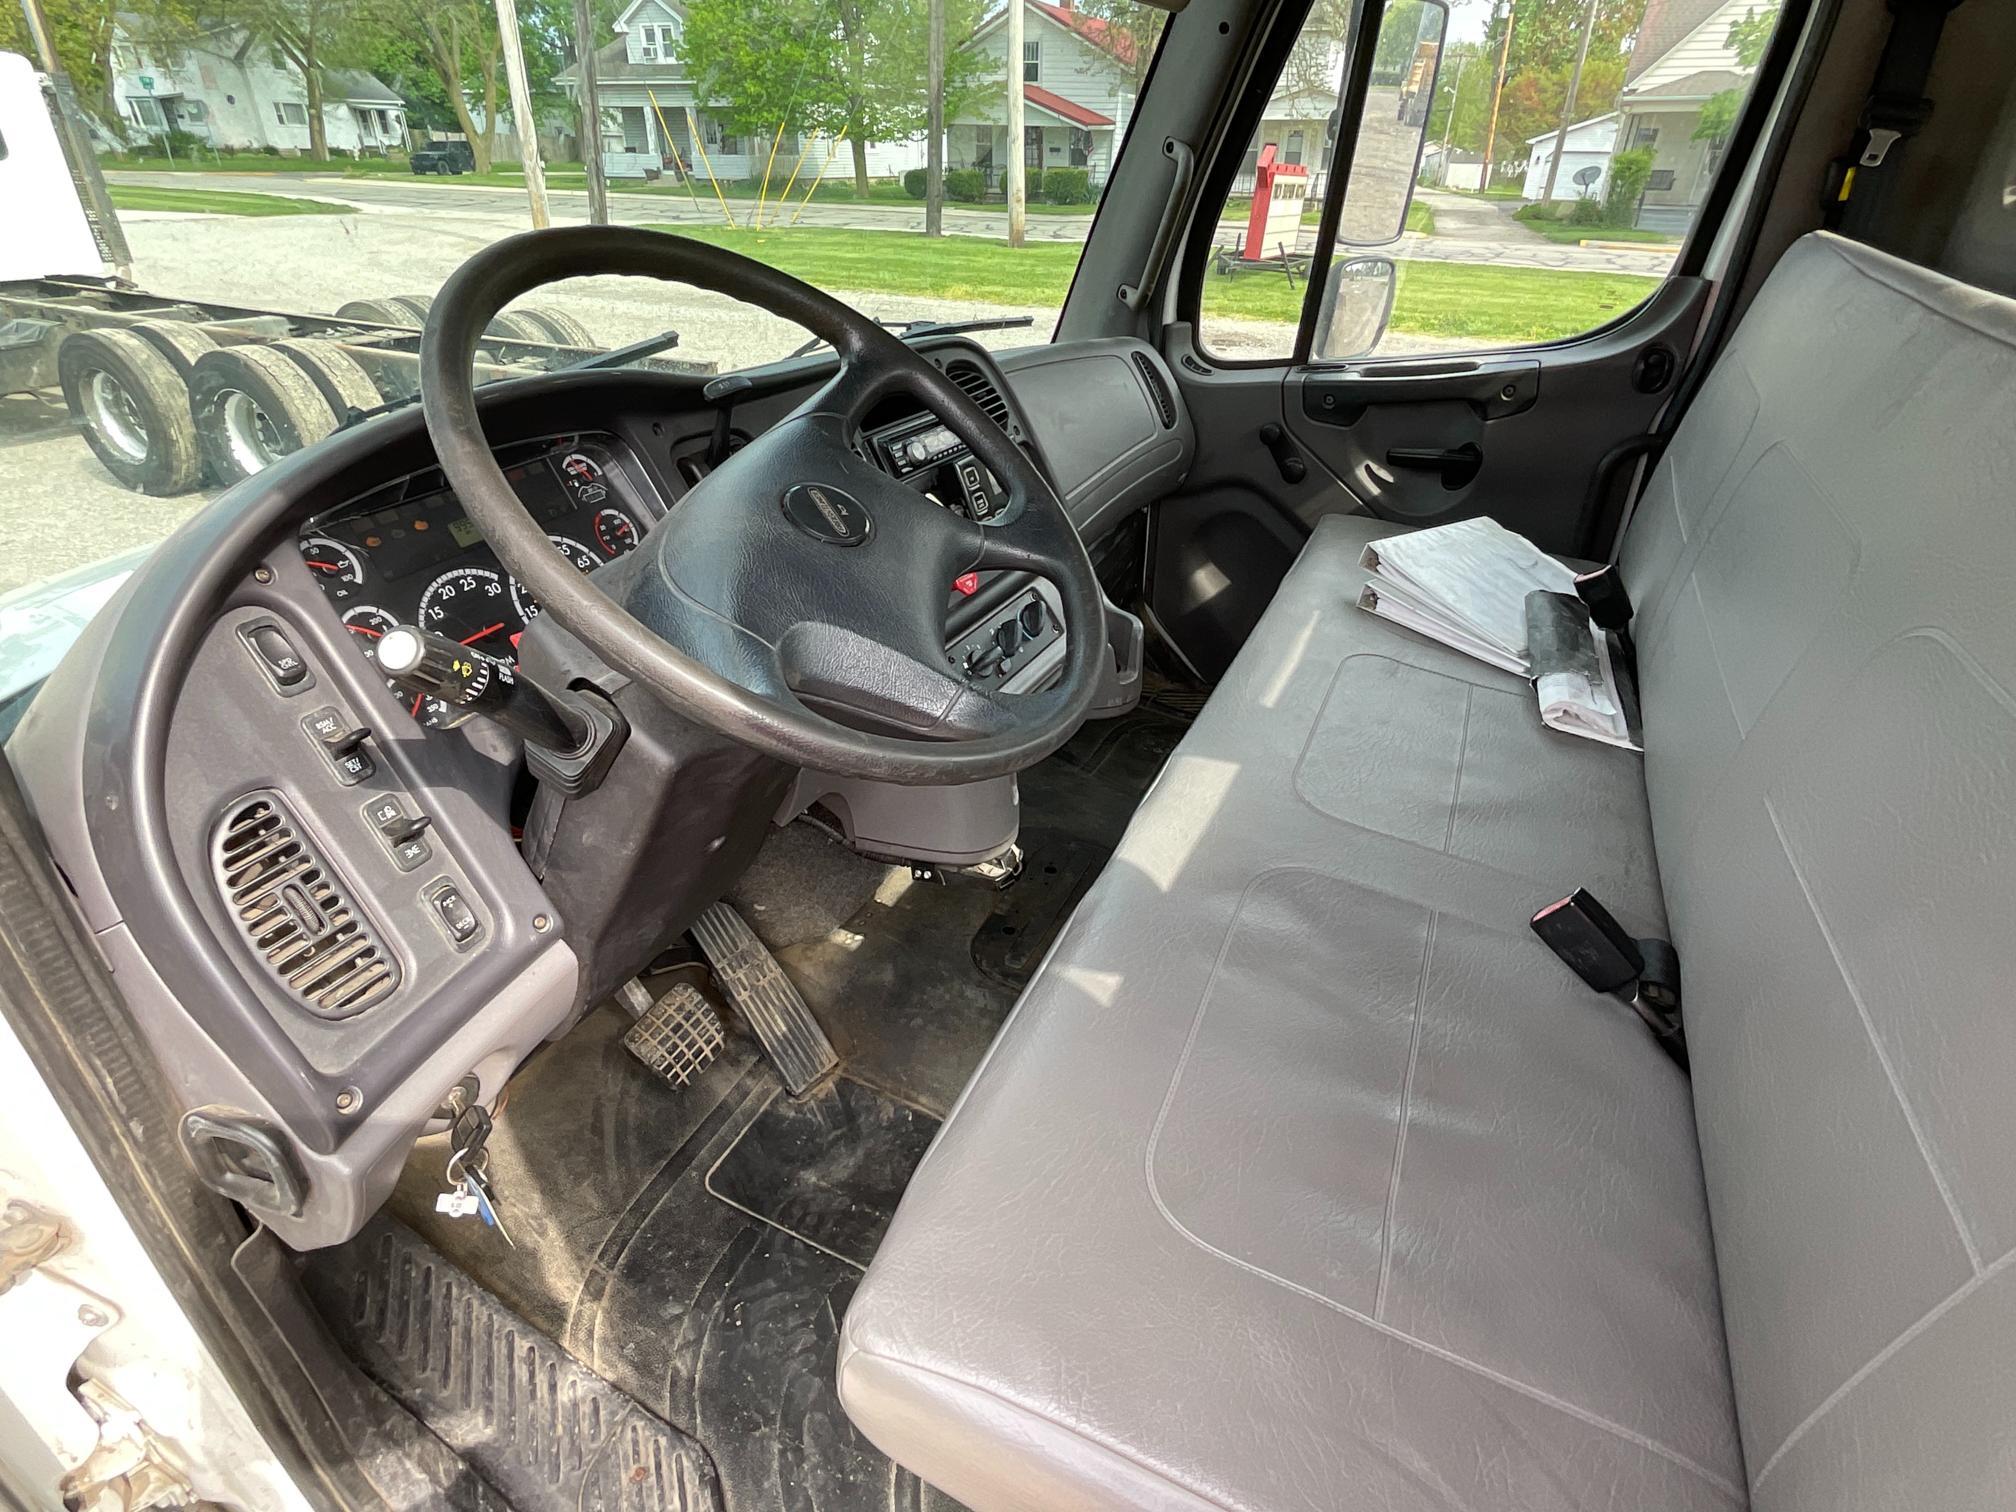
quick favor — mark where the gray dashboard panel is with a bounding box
[997,338,1193,543]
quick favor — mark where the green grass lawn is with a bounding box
[647,224,1659,343]
[107,184,353,216]
[1512,205,1681,247]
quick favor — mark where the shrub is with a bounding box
[1604,146,1655,226]
[944,167,985,202]
[1024,167,1044,199]
[330,145,354,160]
[260,143,281,156]
[902,167,927,199]
[1568,193,1604,226]
[1043,165,1091,204]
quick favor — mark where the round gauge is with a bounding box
[419,565,517,658]
[558,450,603,487]
[593,507,641,559]
[510,536,599,623]
[301,537,366,600]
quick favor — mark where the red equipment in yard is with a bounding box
[1242,142,1310,262]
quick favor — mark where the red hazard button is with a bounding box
[953,572,980,596]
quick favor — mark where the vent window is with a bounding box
[214,796,398,1018]
[1132,352,1176,429]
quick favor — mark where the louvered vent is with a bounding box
[946,360,1011,430]
[214,797,398,1018]
[1133,352,1176,429]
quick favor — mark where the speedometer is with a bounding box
[511,536,599,623]
[418,566,517,655]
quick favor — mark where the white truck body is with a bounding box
[0,51,109,283]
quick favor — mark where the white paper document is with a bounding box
[1357,516,1581,673]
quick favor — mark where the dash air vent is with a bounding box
[946,360,1011,431]
[1133,352,1176,429]
[214,796,398,1018]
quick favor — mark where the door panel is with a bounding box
[1150,275,1708,677]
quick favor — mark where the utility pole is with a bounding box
[1478,0,1517,196]
[1438,51,1470,176]
[925,0,945,237]
[494,0,551,229]
[574,0,609,224]
[1538,0,1599,207]
[1005,0,1025,247]
[17,0,133,278]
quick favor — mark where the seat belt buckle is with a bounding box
[1572,564,1635,633]
[1532,889,1688,1068]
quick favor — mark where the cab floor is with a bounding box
[347,700,1192,1512]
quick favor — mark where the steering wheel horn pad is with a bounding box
[419,226,1105,785]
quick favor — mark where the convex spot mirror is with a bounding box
[1334,0,1448,247]
[1313,255,1398,361]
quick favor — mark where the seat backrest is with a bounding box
[1621,232,2016,1509]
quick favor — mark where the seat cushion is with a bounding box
[840,512,1741,1512]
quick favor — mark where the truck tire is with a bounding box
[272,338,383,416]
[512,305,596,348]
[334,298,413,327]
[482,311,542,342]
[384,294,433,324]
[189,346,338,484]
[57,329,204,496]
[129,320,219,378]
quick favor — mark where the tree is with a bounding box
[1069,0,1166,94]
[682,0,988,194]
[221,0,382,160]
[1693,5,1777,145]
[401,2,506,171]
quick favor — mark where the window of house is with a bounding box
[1194,0,1789,364]
[638,23,675,61]
[274,101,308,128]
[130,96,164,129]
[1024,39,1041,83]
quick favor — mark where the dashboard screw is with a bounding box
[253,565,274,585]
[334,1086,362,1114]
[532,913,551,933]
[1500,383,1517,401]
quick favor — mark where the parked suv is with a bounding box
[409,139,474,175]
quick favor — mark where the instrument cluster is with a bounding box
[298,433,653,726]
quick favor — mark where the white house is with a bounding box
[1615,0,1764,227]
[1521,112,1618,201]
[555,0,921,182]
[948,0,1142,191]
[107,20,404,155]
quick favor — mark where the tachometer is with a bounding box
[510,536,599,623]
[418,566,516,655]
[593,507,641,559]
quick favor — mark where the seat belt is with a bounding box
[1823,0,1966,237]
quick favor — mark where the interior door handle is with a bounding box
[1386,443,1482,487]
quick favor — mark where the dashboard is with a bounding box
[6,335,1195,1252]
[296,433,659,727]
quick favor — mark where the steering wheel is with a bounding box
[419,227,1107,786]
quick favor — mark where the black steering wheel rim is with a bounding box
[419,226,1106,785]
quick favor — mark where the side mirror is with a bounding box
[1312,255,1397,361]
[1336,0,1449,246]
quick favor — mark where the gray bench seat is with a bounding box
[839,235,2016,1512]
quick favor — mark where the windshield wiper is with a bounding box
[560,326,683,372]
[787,315,1036,361]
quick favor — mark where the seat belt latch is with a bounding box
[1572,564,1634,634]
[1532,889,1686,1066]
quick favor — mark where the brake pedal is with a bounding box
[690,901,838,1095]
[621,980,726,1089]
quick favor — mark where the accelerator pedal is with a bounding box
[621,980,727,1089]
[690,901,837,1095]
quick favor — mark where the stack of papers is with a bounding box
[1355,519,1640,750]
[1356,517,1580,676]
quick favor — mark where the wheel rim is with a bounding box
[84,370,150,463]
[220,389,287,473]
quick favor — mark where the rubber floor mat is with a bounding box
[706,1077,939,1269]
[307,1217,722,1512]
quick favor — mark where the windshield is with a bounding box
[0,1,1170,602]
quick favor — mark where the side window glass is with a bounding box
[1200,0,1789,363]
